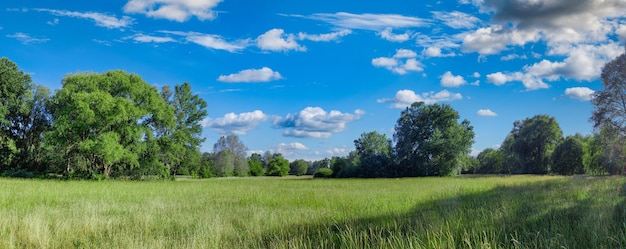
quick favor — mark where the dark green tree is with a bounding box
[551,136,584,175]
[475,148,504,174]
[354,131,392,177]
[507,115,562,174]
[393,102,474,176]
[290,159,308,176]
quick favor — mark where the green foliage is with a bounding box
[506,115,563,174]
[393,102,474,176]
[353,131,392,177]
[248,155,265,176]
[475,148,504,174]
[266,154,289,176]
[313,167,333,178]
[307,158,330,175]
[551,136,585,175]
[289,159,308,176]
[47,70,175,179]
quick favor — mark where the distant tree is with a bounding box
[248,153,265,176]
[313,168,333,178]
[290,159,308,176]
[354,131,392,177]
[475,148,504,174]
[212,135,248,177]
[506,115,562,174]
[266,153,289,176]
[393,102,474,176]
[551,136,584,175]
[308,158,330,175]
[330,156,350,177]
[47,70,175,179]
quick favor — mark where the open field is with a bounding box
[1,175,625,248]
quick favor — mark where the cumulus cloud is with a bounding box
[477,109,498,117]
[372,49,423,74]
[35,8,133,29]
[486,43,623,90]
[424,46,456,57]
[378,28,411,42]
[303,12,428,31]
[462,25,540,55]
[257,28,306,52]
[440,71,467,87]
[273,107,364,138]
[160,30,248,52]
[202,110,268,135]
[377,89,463,109]
[131,34,176,43]
[432,11,481,29]
[565,87,595,101]
[123,0,222,22]
[298,29,352,42]
[217,67,283,83]
[6,33,49,44]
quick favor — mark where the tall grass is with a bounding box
[0,175,624,248]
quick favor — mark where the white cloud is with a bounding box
[35,8,133,29]
[304,12,428,31]
[273,107,364,138]
[462,25,540,55]
[565,87,595,101]
[486,43,623,90]
[217,67,283,83]
[202,110,268,135]
[47,18,59,26]
[160,30,248,52]
[372,49,423,74]
[440,71,467,87]
[123,0,222,22]
[473,72,481,78]
[7,33,49,44]
[618,25,626,41]
[326,147,347,156]
[377,89,463,109]
[298,29,352,42]
[432,11,481,29]
[132,34,176,43]
[378,28,411,42]
[477,109,498,117]
[424,47,456,57]
[257,29,306,52]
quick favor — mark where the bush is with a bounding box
[313,168,333,178]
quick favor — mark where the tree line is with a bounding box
[2,48,626,179]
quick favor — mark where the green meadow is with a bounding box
[1,175,625,248]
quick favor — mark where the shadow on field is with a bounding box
[253,177,626,248]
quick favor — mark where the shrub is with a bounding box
[314,168,333,178]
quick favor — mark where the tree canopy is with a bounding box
[393,102,474,176]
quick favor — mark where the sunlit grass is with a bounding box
[0,175,624,248]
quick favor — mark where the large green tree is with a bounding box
[475,148,504,174]
[47,70,174,179]
[266,153,289,176]
[159,83,208,177]
[393,102,474,176]
[0,58,33,170]
[506,115,562,174]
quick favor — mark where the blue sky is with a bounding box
[2,0,626,160]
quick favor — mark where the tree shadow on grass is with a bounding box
[251,177,626,249]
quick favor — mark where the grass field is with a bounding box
[0,175,625,248]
